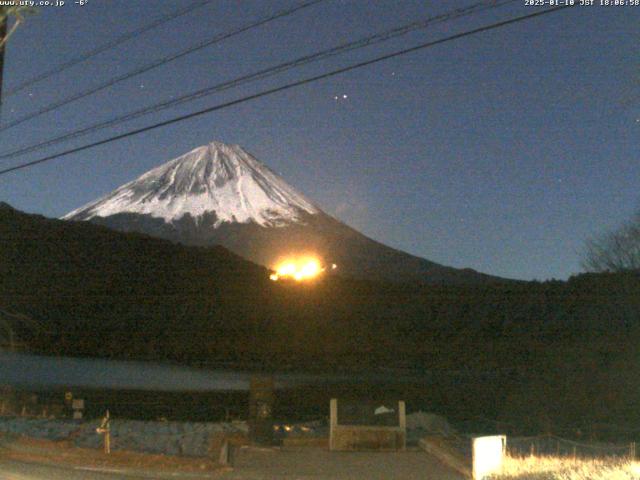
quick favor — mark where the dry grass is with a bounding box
[489,455,640,480]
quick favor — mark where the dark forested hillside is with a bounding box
[2,203,640,435]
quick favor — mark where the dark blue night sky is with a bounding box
[1,0,638,280]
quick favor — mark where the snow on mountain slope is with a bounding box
[63,142,319,227]
[62,140,506,284]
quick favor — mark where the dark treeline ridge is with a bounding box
[1,203,639,436]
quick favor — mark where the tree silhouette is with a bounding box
[583,210,640,272]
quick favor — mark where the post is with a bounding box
[248,375,274,445]
[96,410,111,454]
[398,401,406,451]
[0,13,6,110]
[219,439,236,466]
[329,398,338,451]
[105,427,111,454]
[629,442,636,460]
[219,440,229,465]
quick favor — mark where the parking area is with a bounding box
[217,446,465,480]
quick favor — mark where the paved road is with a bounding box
[0,457,213,480]
[218,446,466,480]
[1,447,465,480]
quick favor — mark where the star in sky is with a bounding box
[2,0,636,282]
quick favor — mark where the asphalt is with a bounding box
[0,446,466,480]
[216,446,466,480]
[0,457,215,479]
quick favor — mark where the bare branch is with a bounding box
[582,209,640,272]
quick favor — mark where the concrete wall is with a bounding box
[329,399,406,451]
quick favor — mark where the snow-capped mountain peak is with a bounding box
[63,141,319,227]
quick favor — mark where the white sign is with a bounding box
[472,435,506,480]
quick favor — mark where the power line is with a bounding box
[0,5,573,178]
[0,0,327,133]
[4,0,214,98]
[0,0,517,162]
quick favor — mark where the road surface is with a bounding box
[0,457,213,479]
[218,446,466,479]
[1,447,465,479]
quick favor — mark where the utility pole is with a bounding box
[0,12,7,118]
[248,375,275,445]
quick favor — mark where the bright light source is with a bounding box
[270,257,326,281]
[473,435,506,480]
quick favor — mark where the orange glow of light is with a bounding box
[270,257,325,281]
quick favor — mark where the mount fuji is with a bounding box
[64,141,500,283]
